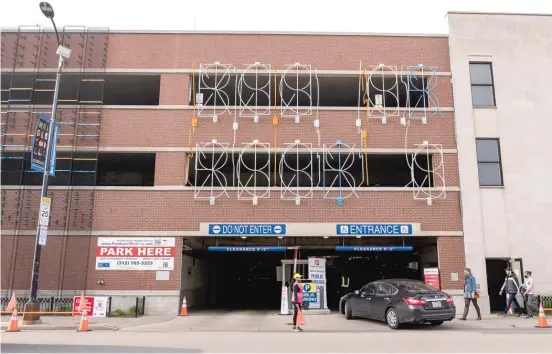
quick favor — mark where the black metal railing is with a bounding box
[0,297,74,313]
[539,295,552,314]
[136,296,145,317]
[1,296,112,316]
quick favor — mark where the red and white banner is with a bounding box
[95,237,175,271]
[423,268,440,290]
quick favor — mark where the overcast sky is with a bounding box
[1,0,551,33]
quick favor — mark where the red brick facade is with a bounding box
[1,31,464,295]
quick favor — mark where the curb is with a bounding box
[1,325,119,332]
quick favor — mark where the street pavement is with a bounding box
[2,312,551,353]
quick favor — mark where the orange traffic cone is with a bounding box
[179,296,188,316]
[77,312,90,332]
[535,303,551,328]
[5,292,20,332]
[6,310,20,332]
[76,292,90,332]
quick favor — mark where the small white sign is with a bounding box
[38,226,48,246]
[308,257,327,309]
[92,296,108,317]
[196,93,204,104]
[39,197,51,227]
[280,286,289,315]
[156,270,170,281]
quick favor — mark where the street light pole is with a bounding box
[23,2,71,325]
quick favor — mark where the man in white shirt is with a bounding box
[521,271,536,318]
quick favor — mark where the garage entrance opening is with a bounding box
[182,237,437,311]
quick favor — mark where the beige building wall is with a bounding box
[448,12,552,314]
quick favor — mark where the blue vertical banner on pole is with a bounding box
[30,114,58,177]
[31,114,51,173]
[48,122,59,177]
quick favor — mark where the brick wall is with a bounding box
[154,152,186,185]
[1,32,451,71]
[104,33,451,71]
[159,74,189,105]
[1,189,461,232]
[0,31,462,294]
[1,235,182,291]
[437,236,466,290]
[97,109,456,148]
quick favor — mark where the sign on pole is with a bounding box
[280,286,289,315]
[37,196,52,246]
[39,197,51,227]
[30,113,58,176]
[38,226,48,246]
[49,122,59,176]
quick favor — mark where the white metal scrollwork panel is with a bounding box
[403,122,446,203]
[322,141,363,205]
[280,63,313,119]
[279,142,314,201]
[237,141,271,201]
[367,64,400,118]
[194,142,230,201]
[197,62,234,119]
[238,63,272,119]
[400,65,443,121]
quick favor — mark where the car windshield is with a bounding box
[394,281,437,293]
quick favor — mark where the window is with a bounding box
[0,152,156,186]
[190,74,429,108]
[476,139,503,186]
[469,62,496,107]
[188,153,432,188]
[361,284,376,296]
[375,283,399,296]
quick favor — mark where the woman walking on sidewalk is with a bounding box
[460,268,482,320]
[291,273,304,332]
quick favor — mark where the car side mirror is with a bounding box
[354,290,360,295]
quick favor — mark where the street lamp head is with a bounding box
[39,2,55,19]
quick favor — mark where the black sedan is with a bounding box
[339,279,456,329]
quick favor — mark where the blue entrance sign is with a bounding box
[209,224,286,236]
[335,246,413,252]
[336,224,413,236]
[208,246,286,252]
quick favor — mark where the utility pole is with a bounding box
[23,2,71,325]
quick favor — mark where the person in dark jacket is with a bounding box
[499,267,522,316]
[291,273,304,332]
[460,268,481,320]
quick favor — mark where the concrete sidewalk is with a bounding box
[2,312,549,332]
[0,315,174,331]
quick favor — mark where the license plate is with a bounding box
[431,301,442,308]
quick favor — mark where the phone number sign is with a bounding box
[95,237,175,271]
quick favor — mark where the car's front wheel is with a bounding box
[344,301,354,320]
[385,307,400,329]
[429,321,444,326]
